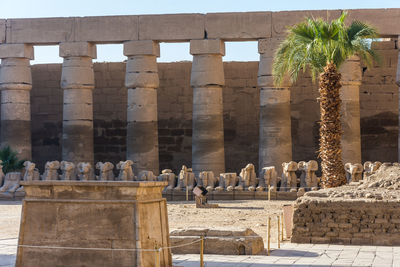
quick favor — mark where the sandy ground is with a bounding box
[0,200,293,243]
[167,200,294,243]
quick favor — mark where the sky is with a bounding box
[0,0,398,64]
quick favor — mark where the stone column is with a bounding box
[190,39,225,176]
[340,56,362,164]
[59,42,96,164]
[123,40,160,175]
[258,38,292,175]
[0,44,34,160]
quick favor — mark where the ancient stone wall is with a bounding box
[291,197,400,245]
[26,42,398,172]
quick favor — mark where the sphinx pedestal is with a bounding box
[16,181,171,267]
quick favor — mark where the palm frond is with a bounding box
[273,10,380,86]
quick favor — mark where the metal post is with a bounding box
[281,213,284,241]
[155,245,159,267]
[200,236,204,267]
[186,175,189,201]
[267,216,271,256]
[277,215,280,248]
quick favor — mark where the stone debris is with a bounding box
[292,164,400,245]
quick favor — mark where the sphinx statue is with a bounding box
[197,171,216,191]
[77,162,95,181]
[116,160,135,181]
[236,163,257,191]
[22,161,40,181]
[215,173,238,191]
[96,162,115,181]
[158,169,176,190]
[344,163,363,183]
[60,161,76,180]
[363,161,381,180]
[281,161,298,192]
[258,166,278,192]
[138,170,157,181]
[298,160,319,189]
[41,161,60,181]
[174,165,195,191]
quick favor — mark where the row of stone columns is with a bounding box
[0,39,363,175]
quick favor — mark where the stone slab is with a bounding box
[347,9,400,36]
[75,16,138,43]
[271,10,342,37]
[138,14,205,41]
[6,17,75,44]
[124,40,160,56]
[205,12,271,40]
[0,44,34,59]
[59,42,97,58]
[276,191,297,200]
[190,39,225,55]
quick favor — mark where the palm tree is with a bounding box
[273,12,378,188]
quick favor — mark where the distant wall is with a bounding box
[27,41,398,173]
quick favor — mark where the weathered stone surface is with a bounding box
[75,16,138,43]
[16,181,171,267]
[59,42,97,58]
[170,228,264,255]
[347,9,400,36]
[0,44,34,59]
[6,18,75,44]
[190,39,225,56]
[123,40,160,56]
[138,14,204,41]
[271,10,341,37]
[0,20,5,43]
[205,12,271,40]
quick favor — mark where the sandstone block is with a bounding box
[0,44,34,59]
[6,18,75,44]
[272,10,342,37]
[205,12,271,40]
[59,42,97,58]
[127,88,158,122]
[0,20,5,43]
[139,14,204,41]
[125,72,159,88]
[190,39,225,55]
[75,16,138,43]
[125,56,158,72]
[123,40,160,56]
[1,103,30,121]
[63,103,93,121]
[347,9,400,36]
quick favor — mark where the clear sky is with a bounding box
[1,0,398,64]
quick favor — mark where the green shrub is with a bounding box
[0,146,25,173]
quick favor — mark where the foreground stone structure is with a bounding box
[0,9,398,174]
[292,165,400,245]
[16,181,171,267]
[170,228,264,255]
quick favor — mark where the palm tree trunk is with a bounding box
[318,62,347,188]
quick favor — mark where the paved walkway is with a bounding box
[173,243,400,267]
[1,239,399,267]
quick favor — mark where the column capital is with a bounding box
[123,40,160,57]
[190,39,225,56]
[0,44,34,60]
[59,42,97,58]
[258,37,283,55]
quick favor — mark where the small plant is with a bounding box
[0,146,25,173]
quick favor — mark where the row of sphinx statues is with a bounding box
[0,159,387,196]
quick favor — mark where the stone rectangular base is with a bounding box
[172,190,194,201]
[211,191,234,200]
[16,181,172,267]
[234,191,255,200]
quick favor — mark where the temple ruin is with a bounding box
[0,9,399,176]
